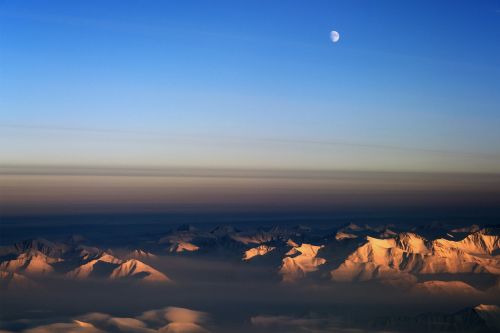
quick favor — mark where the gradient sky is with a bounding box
[1,0,500,172]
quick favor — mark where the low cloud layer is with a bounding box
[17,307,210,333]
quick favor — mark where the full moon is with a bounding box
[330,30,340,43]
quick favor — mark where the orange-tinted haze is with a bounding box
[1,166,499,215]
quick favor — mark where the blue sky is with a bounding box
[1,0,499,172]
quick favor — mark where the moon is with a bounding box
[330,30,340,43]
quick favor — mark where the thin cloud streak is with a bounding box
[2,124,499,160]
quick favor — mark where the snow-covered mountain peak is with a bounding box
[110,259,170,282]
[242,245,275,261]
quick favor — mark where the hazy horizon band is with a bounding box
[2,165,499,216]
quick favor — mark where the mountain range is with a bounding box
[1,223,499,296]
